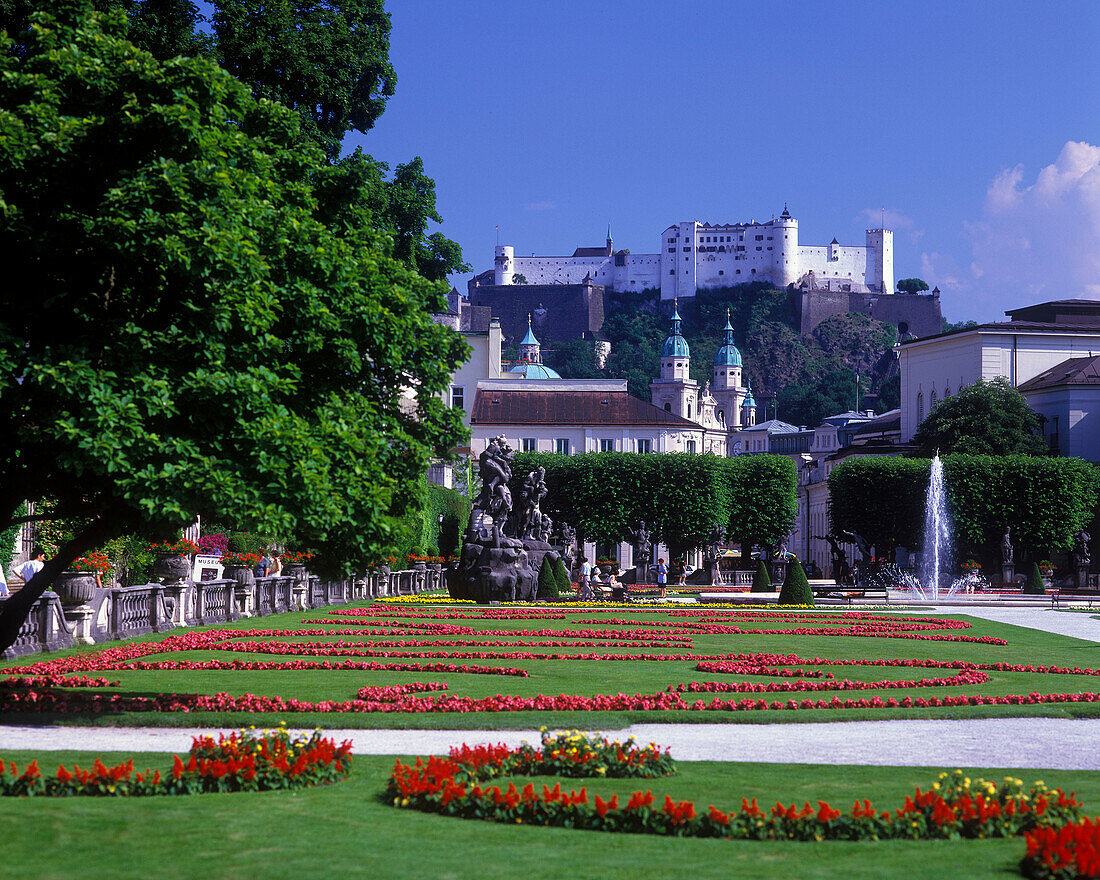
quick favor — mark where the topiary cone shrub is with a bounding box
[552,557,571,597]
[777,558,814,606]
[537,556,559,599]
[751,559,771,592]
[1022,561,1046,595]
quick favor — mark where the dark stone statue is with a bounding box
[1074,529,1091,566]
[1001,527,1013,566]
[632,521,652,568]
[449,437,561,604]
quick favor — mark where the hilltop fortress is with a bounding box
[488,206,892,299]
[469,207,940,343]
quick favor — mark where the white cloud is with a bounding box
[523,201,556,212]
[858,207,914,230]
[960,141,1100,313]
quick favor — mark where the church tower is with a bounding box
[650,302,699,421]
[711,310,745,429]
[518,314,541,364]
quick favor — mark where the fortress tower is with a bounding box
[493,245,515,285]
[864,228,894,293]
[774,204,799,287]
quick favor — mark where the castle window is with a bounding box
[718,270,724,275]
[664,403,672,412]
[736,269,741,274]
[917,393,924,423]
[688,402,693,418]
[668,248,675,253]
[669,269,674,275]
[687,440,696,454]
[930,390,937,408]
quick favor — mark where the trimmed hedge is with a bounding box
[829,455,1100,562]
[751,559,771,592]
[1023,561,1045,596]
[777,558,813,606]
[553,557,572,595]
[537,556,559,599]
[510,451,796,558]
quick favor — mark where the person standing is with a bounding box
[268,551,283,577]
[579,557,592,600]
[12,546,46,590]
[656,557,668,598]
[0,559,8,598]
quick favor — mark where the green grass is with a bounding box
[0,751,1096,880]
[3,602,1099,728]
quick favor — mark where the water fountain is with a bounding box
[904,454,988,601]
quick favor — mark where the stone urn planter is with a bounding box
[222,564,255,587]
[153,552,192,585]
[284,564,307,584]
[53,571,98,607]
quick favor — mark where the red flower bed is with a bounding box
[0,726,351,796]
[1022,817,1100,879]
[388,746,1085,843]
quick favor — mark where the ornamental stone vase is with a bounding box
[53,572,97,607]
[153,552,192,586]
[222,564,255,587]
[285,564,307,584]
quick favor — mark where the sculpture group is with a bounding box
[448,436,570,603]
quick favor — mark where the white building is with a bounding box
[491,207,893,301]
[1016,354,1100,461]
[897,299,1100,448]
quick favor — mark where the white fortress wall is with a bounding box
[615,254,662,290]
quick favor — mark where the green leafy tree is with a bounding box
[511,273,527,284]
[913,378,1047,456]
[0,5,467,651]
[777,558,813,606]
[942,318,979,334]
[776,366,859,427]
[553,338,597,379]
[212,0,396,160]
[896,278,930,294]
[828,458,929,556]
[724,456,798,553]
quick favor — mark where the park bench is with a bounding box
[810,585,889,605]
[1050,585,1100,609]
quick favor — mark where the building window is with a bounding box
[930,390,937,408]
[637,439,652,454]
[669,269,674,275]
[451,386,464,410]
[686,440,696,453]
[917,392,924,423]
[687,402,693,418]
[600,439,614,452]
[522,438,537,452]
[718,270,724,275]
[555,438,571,455]
[664,403,671,412]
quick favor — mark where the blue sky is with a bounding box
[343,1,1100,324]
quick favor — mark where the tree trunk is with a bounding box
[0,517,113,654]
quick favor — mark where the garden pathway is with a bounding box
[927,605,1100,643]
[2,717,1099,769]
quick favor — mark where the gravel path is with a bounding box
[927,605,1100,643]
[2,718,1099,769]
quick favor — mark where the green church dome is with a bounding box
[661,307,690,358]
[713,316,742,366]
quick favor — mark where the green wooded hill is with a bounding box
[546,285,900,428]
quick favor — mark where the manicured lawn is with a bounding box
[0,750,1096,880]
[2,600,1098,728]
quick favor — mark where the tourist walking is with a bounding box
[268,551,283,577]
[579,558,592,600]
[656,557,667,598]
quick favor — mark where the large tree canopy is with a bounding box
[0,4,467,649]
[912,377,1047,456]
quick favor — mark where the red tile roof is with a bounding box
[471,390,700,428]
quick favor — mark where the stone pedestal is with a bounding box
[292,583,308,610]
[63,604,95,645]
[234,583,253,618]
[1077,564,1089,588]
[162,583,189,626]
[1002,564,1015,585]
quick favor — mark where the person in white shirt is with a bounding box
[0,560,8,598]
[579,558,592,600]
[12,546,46,589]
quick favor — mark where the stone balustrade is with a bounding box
[1,566,448,661]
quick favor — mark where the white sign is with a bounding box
[193,554,224,582]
